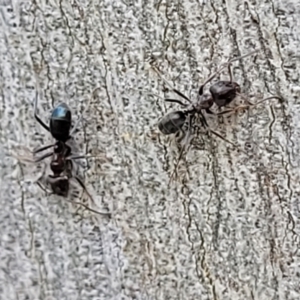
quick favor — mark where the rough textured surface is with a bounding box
[0,0,300,299]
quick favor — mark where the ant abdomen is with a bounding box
[50,103,72,142]
[48,175,69,197]
[158,111,186,135]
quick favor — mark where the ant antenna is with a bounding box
[168,115,194,185]
[151,65,192,104]
[198,50,260,95]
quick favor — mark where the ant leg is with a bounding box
[205,108,215,115]
[169,115,194,185]
[69,115,83,137]
[225,49,259,65]
[164,99,189,107]
[217,49,259,85]
[217,96,282,115]
[17,151,52,163]
[172,89,192,104]
[228,63,233,83]
[66,154,92,169]
[69,88,99,137]
[241,96,281,111]
[205,107,238,116]
[236,93,254,106]
[36,181,53,196]
[65,158,93,203]
[199,111,209,128]
[151,65,192,104]
[68,155,86,160]
[74,176,94,203]
[72,176,111,216]
[68,154,110,163]
[33,143,55,154]
[209,129,247,154]
[34,152,53,163]
[139,91,188,107]
[34,91,50,132]
[64,197,111,217]
[198,72,218,96]
[36,163,48,188]
[198,62,232,95]
[252,96,282,106]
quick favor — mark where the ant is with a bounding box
[30,89,110,216]
[152,50,281,180]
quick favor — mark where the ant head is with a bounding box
[210,81,241,108]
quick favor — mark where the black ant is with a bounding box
[30,89,110,216]
[152,50,281,180]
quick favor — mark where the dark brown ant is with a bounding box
[152,50,281,181]
[30,89,110,216]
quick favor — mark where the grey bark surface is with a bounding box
[0,0,299,299]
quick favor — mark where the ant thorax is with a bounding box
[194,93,214,111]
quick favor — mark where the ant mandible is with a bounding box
[32,89,110,216]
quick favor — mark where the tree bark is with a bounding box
[0,0,299,299]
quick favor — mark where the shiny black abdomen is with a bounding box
[49,176,69,197]
[158,111,186,135]
[50,103,72,142]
